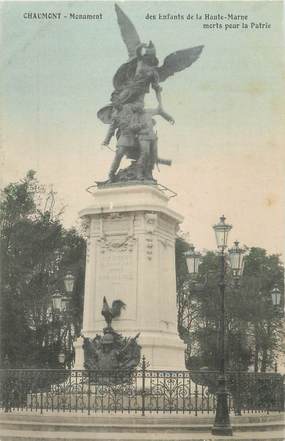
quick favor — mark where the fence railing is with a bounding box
[0,367,284,415]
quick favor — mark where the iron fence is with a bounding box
[0,365,283,415]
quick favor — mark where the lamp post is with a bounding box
[184,215,246,436]
[50,290,63,366]
[63,271,75,369]
[50,272,75,368]
[270,285,281,374]
[212,215,233,436]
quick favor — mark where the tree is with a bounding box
[175,237,195,345]
[176,241,284,372]
[242,248,284,372]
[0,171,85,367]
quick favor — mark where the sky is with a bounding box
[1,1,285,257]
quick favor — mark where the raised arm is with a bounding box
[158,108,175,125]
[145,107,175,124]
[151,70,163,108]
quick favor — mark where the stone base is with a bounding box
[126,331,185,371]
[73,331,185,371]
[78,184,185,372]
[73,337,85,370]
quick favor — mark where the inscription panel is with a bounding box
[103,217,130,235]
[94,236,137,323]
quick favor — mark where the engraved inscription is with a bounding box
[95,240,137,320]
[103,218,129,234]
[99,249,134,283]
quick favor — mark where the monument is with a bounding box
[73,4,204,371]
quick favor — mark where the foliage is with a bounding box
[175,237,194,345]
[1,172,283,373]
[176,240,284,372]
[241,248,284,372]
[0,171,85,368]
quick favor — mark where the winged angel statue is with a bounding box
[97,4,204,184]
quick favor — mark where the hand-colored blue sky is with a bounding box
[1,1,284,256]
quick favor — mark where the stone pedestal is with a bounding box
[74,184,185,370]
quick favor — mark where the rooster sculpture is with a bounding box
[82,297,141,377]
[101,296,126,328]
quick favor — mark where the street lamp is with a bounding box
[270,285,281,374]
[228,241,246,281]
[213,215,232,249]
[61,295,70,312]
[271,285,281,307]
[184,244,202,276]
[64,271,75,295]
[52,291,63,312]
[58,351,65,365]
[48,273,75,369]
[212,216,246,436]
[211,215,234,436]
[63,271,75,369]
[184,216,245,436]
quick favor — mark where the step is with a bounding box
[0,411,283,425]
[0,428,284,441]
[0,419,284,433]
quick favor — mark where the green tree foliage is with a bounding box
[0,171,85,367]
[242,248,284,372]
[176,240,284,372]
[175,237,192,344]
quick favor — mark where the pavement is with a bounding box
[0,428,284,441]
[0,411,284,441]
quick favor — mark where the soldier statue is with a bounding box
[102,104,174,181]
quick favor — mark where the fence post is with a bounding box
[40,386,43,415]
[235,372,241,416]
[87,371,91,416]
[141,356,146,416]
[281,375,285,412]
[276,374,285,412]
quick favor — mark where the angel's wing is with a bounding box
[97,105,113,124]
[115,4,141,59]
[157,45,204,83]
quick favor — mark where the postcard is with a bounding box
[0,1,284,438]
